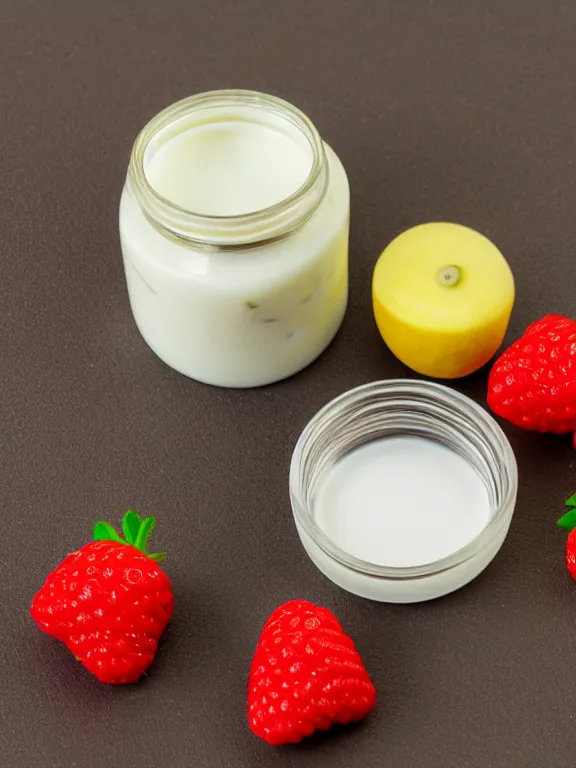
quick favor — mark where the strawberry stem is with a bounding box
[93,510,166,561]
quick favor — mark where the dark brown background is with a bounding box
[2,1,576,766]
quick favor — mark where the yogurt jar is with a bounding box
[289,380,518,603]
[119,90,350,387]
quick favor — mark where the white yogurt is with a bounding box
[145,120,314,216]
[119,92,349,388]
[314,436,491,568]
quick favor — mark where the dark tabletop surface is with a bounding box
[2,1,576,766]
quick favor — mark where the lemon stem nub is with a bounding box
[437,265,461,288]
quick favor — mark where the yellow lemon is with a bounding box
[372,222,515,379]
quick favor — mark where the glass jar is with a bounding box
[289,380,518,603]
[119,90,350,387]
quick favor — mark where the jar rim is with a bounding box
[289,379,518,580]
[127,89,329,248]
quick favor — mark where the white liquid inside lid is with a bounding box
[313,436,491,568]
[144,119,314,217]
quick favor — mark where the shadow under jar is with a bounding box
[119,90,350,388]
[289,380,518,603]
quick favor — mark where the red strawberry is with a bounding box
[557,494,576,578]
[30,510,173,684]
[247,600,376,745]
[487,314,576,447]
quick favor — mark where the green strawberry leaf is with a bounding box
[565,494,576,508]
[93,521,125,544]
[93,512,167,562]
[122,510,142,545]
[134,516,156,553]
[557,508,576,531]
